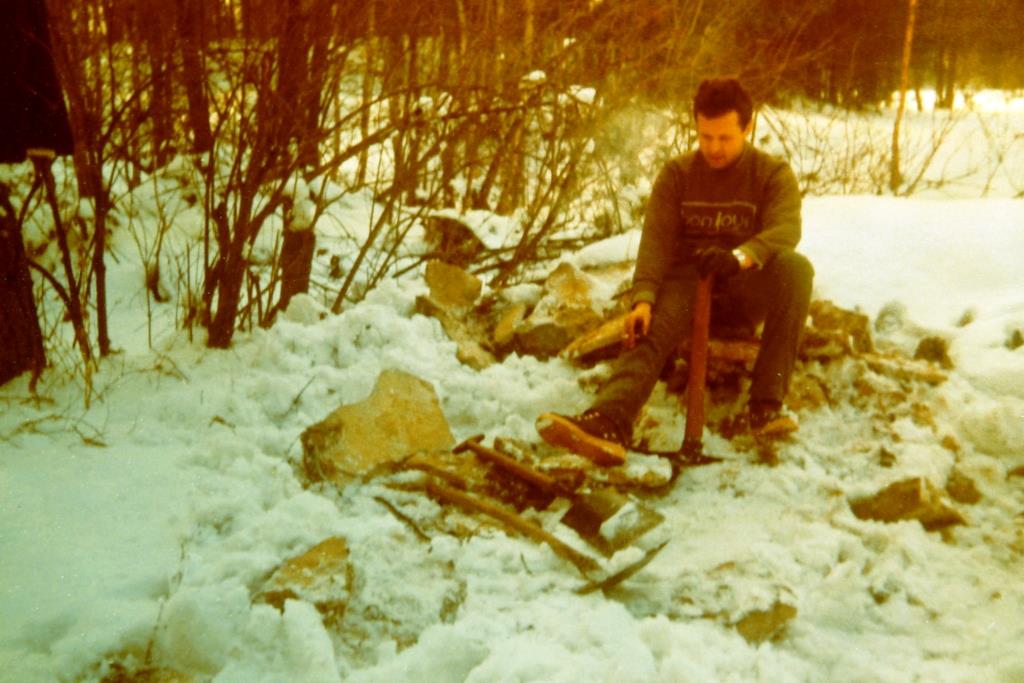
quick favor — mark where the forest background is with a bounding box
[5,0,1024,391]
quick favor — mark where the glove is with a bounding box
[695,246,740,278]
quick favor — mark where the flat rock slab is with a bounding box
[492,302,527,350]
[946,468,983,504]
[850,477,965,531]
[257,537,353,619]
[515,263,602,359]
[415,296,496,370]
[734,601,798,644]
[302,369,455,485]
[808,299,874,354]
[424,260,482,310]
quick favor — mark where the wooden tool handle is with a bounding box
[683,274,713,454]
[460,437,567,496]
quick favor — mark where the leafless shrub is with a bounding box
[760,104,975,197]
[22,0,1021,381]
[973,110,1024,197]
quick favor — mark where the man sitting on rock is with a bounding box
[537,77,814,465]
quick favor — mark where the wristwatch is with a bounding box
[732,248,752,270]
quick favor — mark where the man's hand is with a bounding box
[695,246,740,278]
[624,302,652,349]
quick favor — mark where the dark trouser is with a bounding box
[592,250,814,437]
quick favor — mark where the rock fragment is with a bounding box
[257,537,353,622]
[850,477,965,531]
[734,601,798,645]
[301,369,454,485]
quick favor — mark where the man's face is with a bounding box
[696,111,751,169]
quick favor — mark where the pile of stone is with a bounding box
[267,256,980,650]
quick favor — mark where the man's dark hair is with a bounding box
[693,78,753,128]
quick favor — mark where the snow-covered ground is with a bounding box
[3,104,1024,681]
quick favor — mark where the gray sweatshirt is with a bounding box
[631,143,802,307]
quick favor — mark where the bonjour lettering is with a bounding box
[680,203,756,235]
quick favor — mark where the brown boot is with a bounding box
[748,400,799,438]
[535,410,628,466]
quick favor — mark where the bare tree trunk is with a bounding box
[297,1,335,170]
[496,117,525,214]
[275,227,316,315]
[142,0,174,167]
[276,2,303,146]
[207,243,247,348]
[438,22,456,205]
[92,194,111,355]
[385,35,415,200]
[452,0,481,211]
[106,0,142,186]
[941,49,958,109]
[207,182,261,348]
[890,0,917,193]
[357,1,376,185]
[524,0,535,61]
[404,34,421,203]
[0,185,46,387]
[176,0,213,154]
[241,0,257,40]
